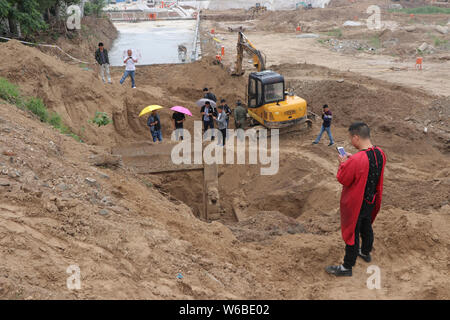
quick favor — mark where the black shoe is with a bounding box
[325,265,352,277]
[312,141,318,144]
[358,249,372,262]
[328,142,334,146]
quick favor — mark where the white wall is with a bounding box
[179,0,330,10]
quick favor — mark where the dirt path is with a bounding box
[212,30,450,96]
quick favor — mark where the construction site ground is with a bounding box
[0,1,449,299]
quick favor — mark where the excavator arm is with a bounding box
[232,32,266,76]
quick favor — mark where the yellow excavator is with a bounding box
[232,32,311,130]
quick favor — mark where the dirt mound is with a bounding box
[273,63,449,153]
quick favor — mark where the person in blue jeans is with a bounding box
[313,104,334,146]
[147,110,162,143]
[120,49,138,88]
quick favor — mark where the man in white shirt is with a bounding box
[119,49,138,88]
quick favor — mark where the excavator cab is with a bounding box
[248,71,285,108]
[247,71,308,128]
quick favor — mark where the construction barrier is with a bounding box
[415,57,423,70]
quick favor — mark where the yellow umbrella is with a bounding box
[139,105,163,117]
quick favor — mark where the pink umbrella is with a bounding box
[170,106,192,116]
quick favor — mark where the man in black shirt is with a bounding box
[313,104,334,146]
[95,42,111,84]
[201,101,216,141]
[172,111,186,141]
[203,88,217,103]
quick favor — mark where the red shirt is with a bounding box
[336,147,386,245]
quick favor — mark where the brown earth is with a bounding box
[0,5,449,299]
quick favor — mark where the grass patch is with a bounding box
[25,97,48,122]
[48,112,62,127]
[369,36,381,49]
[325,28,343,38]
[0,78,22,105]
[390,6,450,15]
[433,36,449,48]
[0,77,82,142]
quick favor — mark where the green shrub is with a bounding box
[84,0,106,17]
[0,77,21,105]
[89,111,111,127]
[49,112,62,128]
[25,97,48,122]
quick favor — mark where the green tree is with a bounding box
[0,0,81,38]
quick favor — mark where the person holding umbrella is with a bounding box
[201,101,216,141]
[147,110,162,143]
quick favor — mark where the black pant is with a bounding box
[203,119,215,140]
[219,128,227,146]
[343,201,375,269]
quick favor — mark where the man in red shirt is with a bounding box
[326,122,386,276]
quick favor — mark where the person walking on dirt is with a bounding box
[201,101,215,141]
[203,88,217,102]
[326,122,386,277]
[119,49,138,89]
[95,42,111,84]
[172,111,185,141]
[313,104,334,146]
[213,105,228,146]
[147,110,162,143]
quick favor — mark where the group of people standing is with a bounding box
[200,88,248,146]
[144,87,247,145]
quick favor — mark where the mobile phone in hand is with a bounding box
[337,146,346,157]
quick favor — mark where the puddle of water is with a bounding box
[109,20,197,66]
